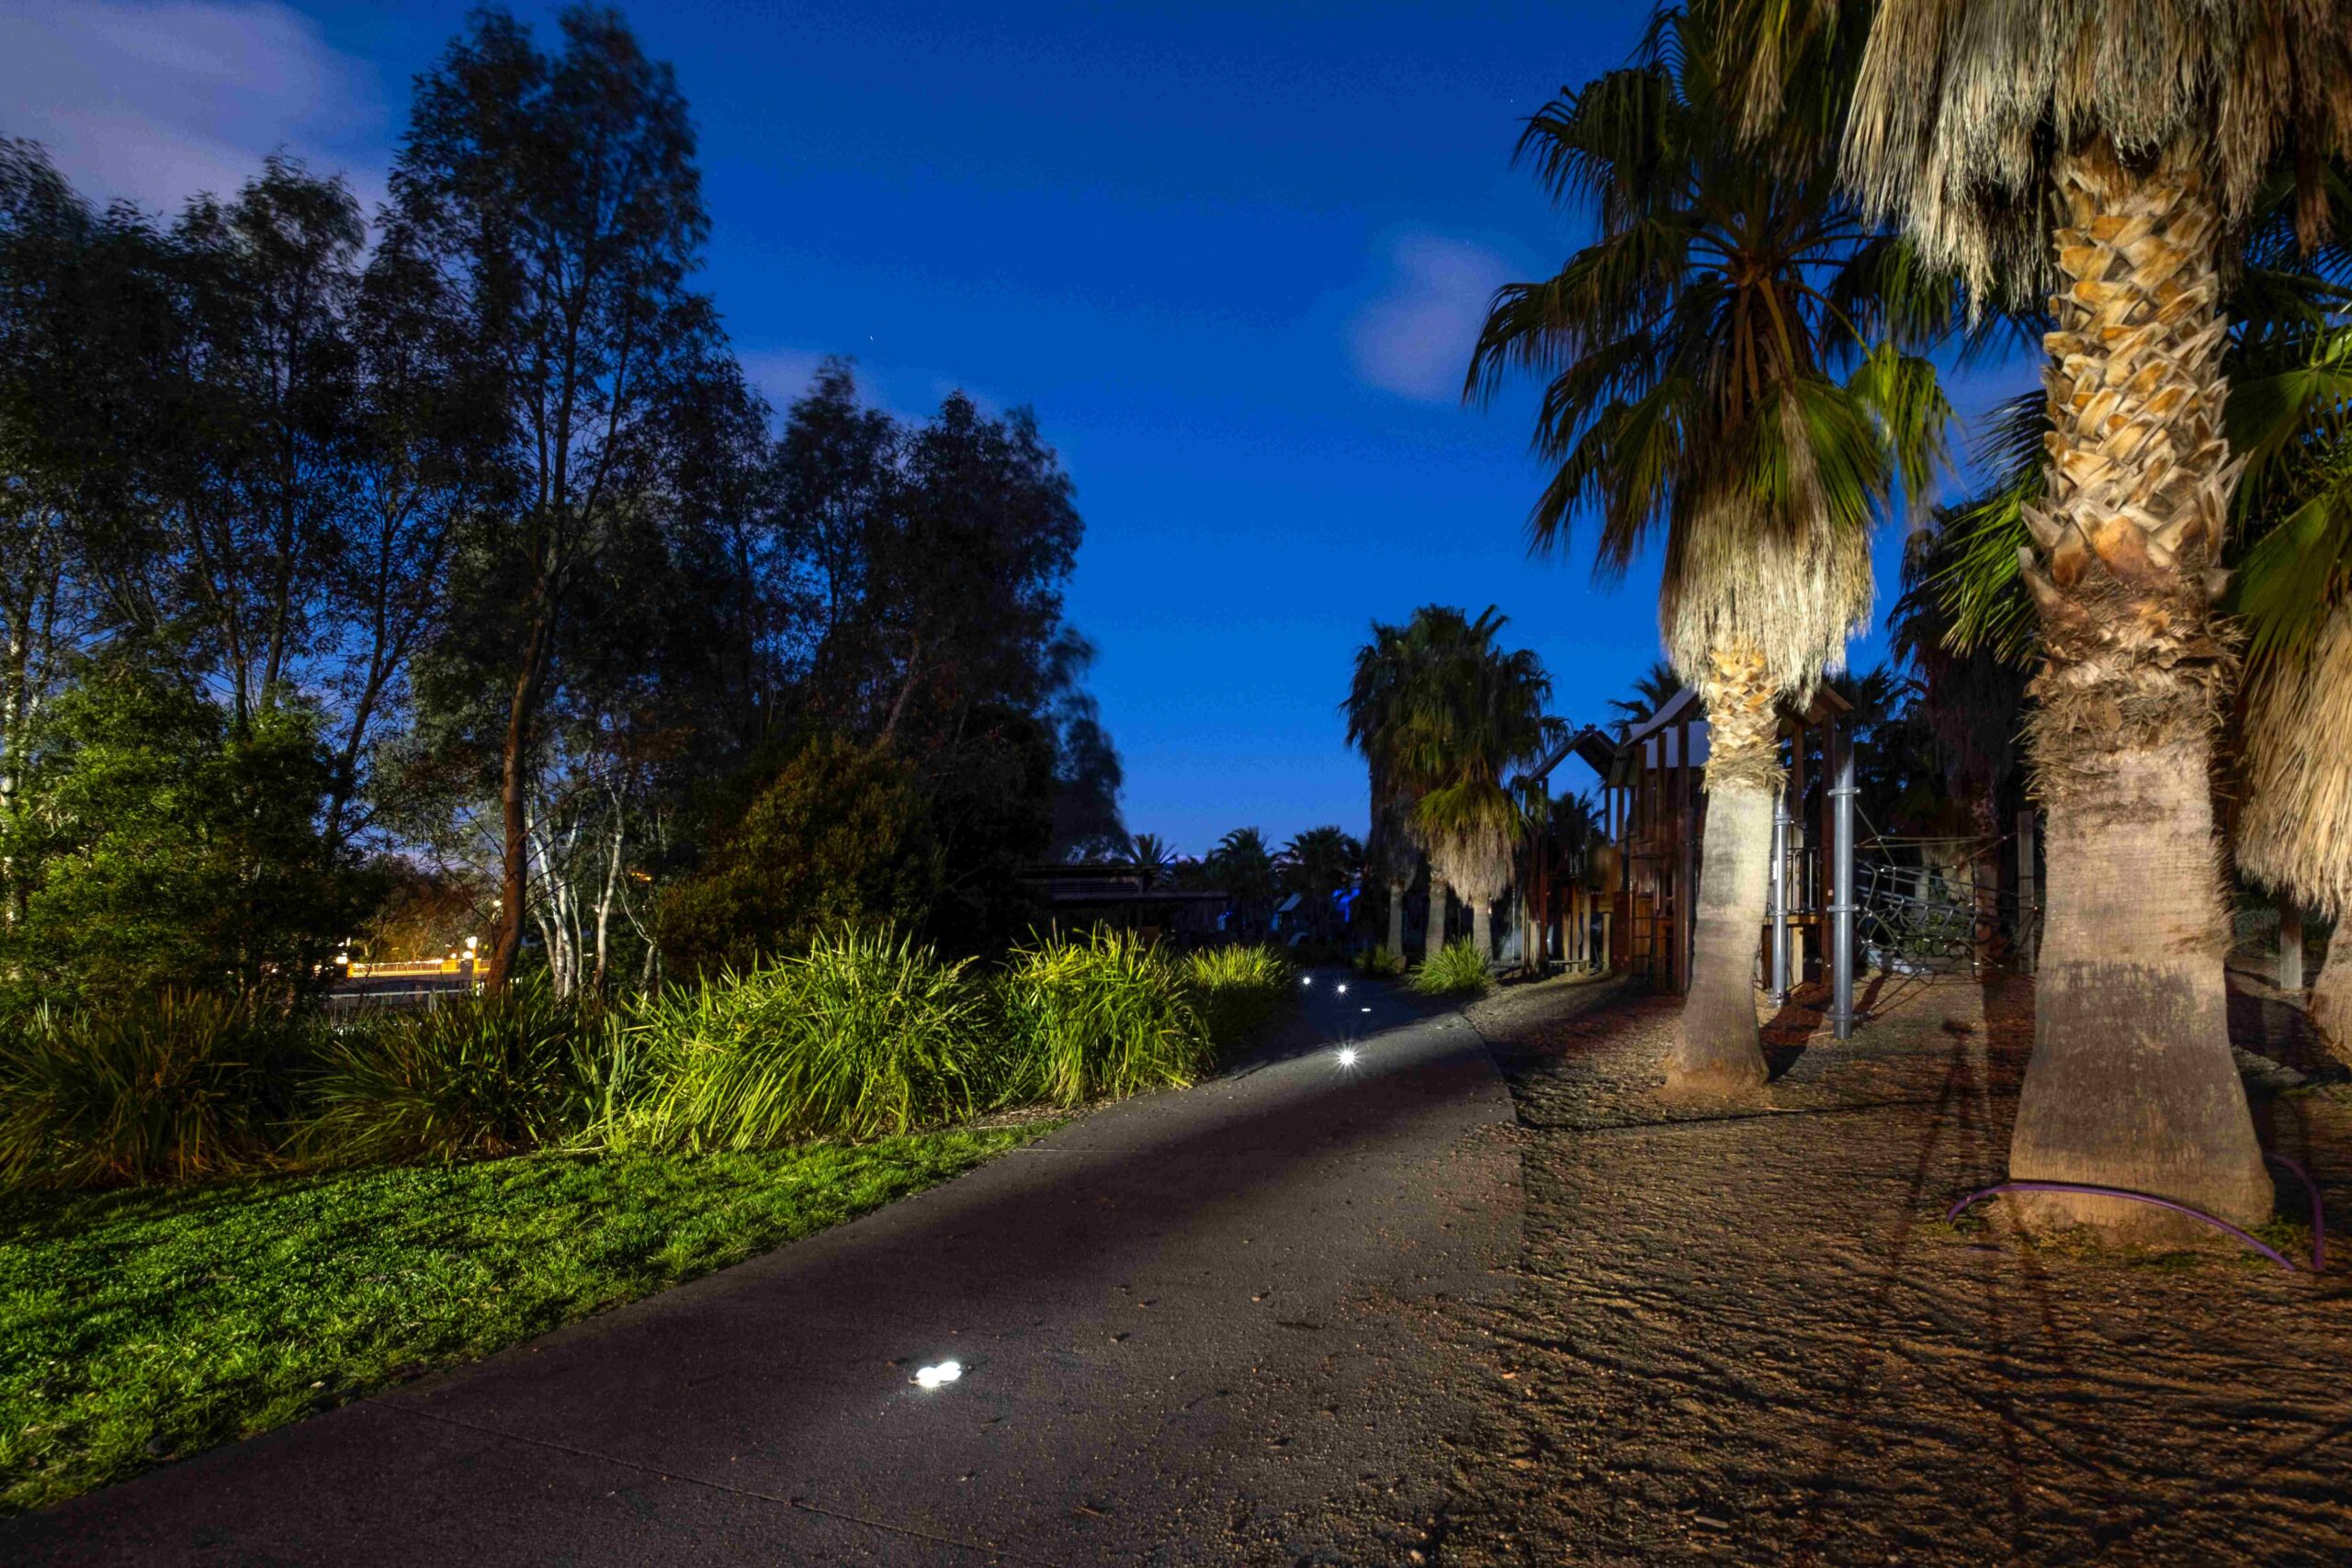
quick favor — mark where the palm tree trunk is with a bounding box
[1423,880,1448,964]
[1470,898,1492,964]
[2313,937,2352,1070]
[2006,144,2267,1236]
[1385,876,1408,959]
[1666,645,1774,1098]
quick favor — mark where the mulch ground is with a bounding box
[1412,971,2352,1567]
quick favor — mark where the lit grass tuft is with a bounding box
[996,929,1208,1105]
[1411,939,1495,998]
[0,994,296,1190]
[1184,943,1297,1048]
[299,980,601,1165]
[630,929,986,1147]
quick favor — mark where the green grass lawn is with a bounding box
[0,1123,1051,1513]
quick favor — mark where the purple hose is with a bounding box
[1947,1158,2327,1276]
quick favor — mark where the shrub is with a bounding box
[631,929,985,1147]
[1184,943,1297,1050]
[996,930,1208,1105]
[299,981,598,1165]
[0,664,369,1014]
[1412,939,1495,998]
[653,734,940,979]
[0,993,296,1189]
[1351,947,1408,978]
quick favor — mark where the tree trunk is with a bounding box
[1385,876,1408,959]
[1423,881,1448,964]
[485,612,551,990]
[2313,933,2352,1070]
[2013,747,2268,1234]
[1470,898,1492,964]
[1669,780,1773,1096]
[2005,145,2268,1237]
[1666,644,1775,1098]
[2278,898,2304,994]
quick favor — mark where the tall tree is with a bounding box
[390,6,727,987]
[153,160,364,727]
[1801,0,2352,1233]
[1344,615,1430,961]
[1605,660,1682,735]
[1467,2,1945,1095]
[1207,827,1279,940]
[1280,825,1363,945]
[1392,607,1555,964]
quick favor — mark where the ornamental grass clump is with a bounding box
[0,992,299,1190]
[1411,939,1494,999]
[299,979,600,1165]
[1183,943,1296,1049]
[633,929,985,1147]
[996,930,1208,1106]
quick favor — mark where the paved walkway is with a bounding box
[6,976,1521,1566]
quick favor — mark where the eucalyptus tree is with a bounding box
[1467,2,1946,1095]
[1770,0,2352,1231]
[162,160,369,728]
[390,6,732,987]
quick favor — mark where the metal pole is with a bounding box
[1769,777,1791,1005]
[1830,720,1857,1040]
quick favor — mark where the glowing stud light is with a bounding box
[1360,1007,1372,1014]
[1301,976,1313,988]
[1336,1047,1360,1068]
[1336,983,1349,995]
[914,1360,963,1389]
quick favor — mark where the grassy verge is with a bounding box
[0,1123,1049,1513]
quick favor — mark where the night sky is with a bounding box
[1,0,2031,854]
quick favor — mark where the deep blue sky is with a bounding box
[2,0,2030,854]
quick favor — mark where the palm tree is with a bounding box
[1206,827,1279,939]
[1786,0,2352,1232]
[1121,831,1177,893]
[1344,615,1433,962]
[1280,825,1364,944]
[1392,608,1558,964]
[1467,3,1946,1097]
[2234,326,2352,1055]
[1606,660,1683,737]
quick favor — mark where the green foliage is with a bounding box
[298,983,604,1166]
[654,734,941,976]
[1464,4,1949,698]
[0,1124,1047,1512]
[630,930,985,1148]
[0,664,364,1014]
[1352,947,1408,978]
[1184,943,1297,1048]
[0,994,300,1190]
[1413,940,1496,998]
[997,930,1208,1105]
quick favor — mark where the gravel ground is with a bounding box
[1412,971,2352,1567]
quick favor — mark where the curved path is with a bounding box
[6,976,1521,1565]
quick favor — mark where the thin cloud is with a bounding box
[0,0,387,217]
[1346,232,1512,403]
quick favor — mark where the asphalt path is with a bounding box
[7,973,1522,1565]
